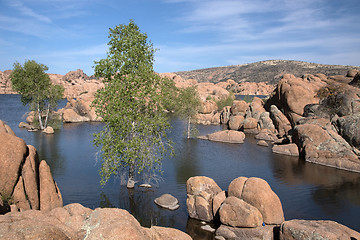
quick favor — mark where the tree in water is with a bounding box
[10,60,64,130]
[92,20,174,188]
[176,86,202,139]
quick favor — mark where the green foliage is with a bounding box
[10,60,64,129]
[175,86,202,138]
[1,193,13,205]
[215,91,235,110]
[243,95,254,103]
[92,20,173,186]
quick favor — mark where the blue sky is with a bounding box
[0,0,359,75]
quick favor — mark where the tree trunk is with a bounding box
[127,162,135,188]
[44,103,50,129]
[37,103,44,130]
[187,116,191,139]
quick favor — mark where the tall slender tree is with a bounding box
[92,20,173,188]
[10,60,64,130]
[176,86,202,138]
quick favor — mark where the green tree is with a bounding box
[92,20,173,188]
[10,60,64,130]
[176,86,201,139]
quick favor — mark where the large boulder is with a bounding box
[216,224,278,240]
[200,100,217,114]
[219,197,263,228]
[245,97,266,121]
[265,74,325,125]
[270,105,292,137]
[227,176,248,199]
[186,176,222,222]
[241,177,284,225]
[255,129,278,142]
[39,160,63,211]
[293,121,360,172]
[0,132,27,196]
[272,143,299,156]
[230,100,248,116]
[0,123,63,213]
[62,108,90,123]
[258,111,276,131]
[206,130,246,144]
[0,203,192,240]
[195,112,220,125]
[228,115,244,130]
[279,219,360,240]
[335,112,360,150]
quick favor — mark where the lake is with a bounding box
[1,94,360,239]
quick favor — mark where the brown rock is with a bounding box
[0,209,78,240]
[219,196,263,228]
[246,97,266,121]
[228,115,244,130]
[258,112,276,131]
[255,129,278,142]
[200,100,217,114]
[280,219,360,240]
[270,105,292,137]
[272,143,299,156]
[43,126,54,134]
[21,145,40,210]
[186,176,222,221]
[241,177,284,225]
[0,132,27,196]
[347,69,359,78]
[257,140,269,147]
[62,108,89,123]
[220,106,231,124]
[216,224,278,240]
[212,191,226,218]
[293,123,360,172]
[145,226,192,240]
[83,208,148,240]
[0,120,15,136]
[243,117,258,129]
[207,130,245,144]
[230,100,248,115]
[39,160,63,211]
[154,194,179,210]
[12,176,31,211]
[228,176,248,199]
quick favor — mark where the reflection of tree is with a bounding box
[175,138,200,184]
[32,130,65,177]
[99,192,115,208]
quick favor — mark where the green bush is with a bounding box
[215,91,235,110]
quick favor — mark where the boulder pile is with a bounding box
[186,176,360,240]
[0,120,62,213]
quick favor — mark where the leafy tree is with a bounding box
[92,20,173,187]
[10,60,64,130]
[176,86,202,139]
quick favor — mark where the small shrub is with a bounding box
[215,91,235,110]
[243,95,254,103]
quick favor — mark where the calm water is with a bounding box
[1,94,360,238]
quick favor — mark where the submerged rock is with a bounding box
[154,194,179,210]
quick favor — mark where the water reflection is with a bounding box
[175,138,200,183]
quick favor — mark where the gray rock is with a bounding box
[154,194,179,210]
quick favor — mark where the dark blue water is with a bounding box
[1,94,360,238]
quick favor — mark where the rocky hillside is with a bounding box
[175,60,360,85]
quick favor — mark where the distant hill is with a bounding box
[175,60,360,85]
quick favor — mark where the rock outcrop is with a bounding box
[204,130,246,144]
[0,203,192,240]
[186,176,360,240]
[279,219,360,240]
[0,122,62,213]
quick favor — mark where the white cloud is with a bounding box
[8,0,52,23]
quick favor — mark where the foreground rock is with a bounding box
[0,203,191,240]
[186,176,222,222]
[0,123,62,213]
[280,219,360,240]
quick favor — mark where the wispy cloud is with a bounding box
[7,0,52,23]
